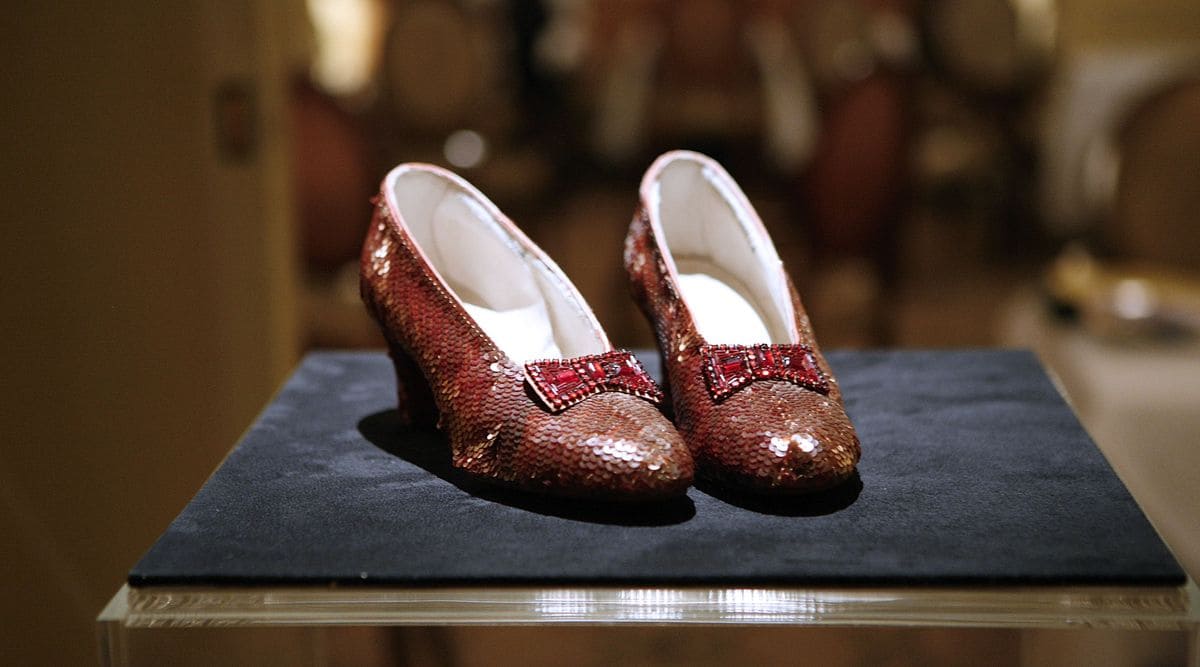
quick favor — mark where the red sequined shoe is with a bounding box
[361,164,693,500]
[625,151,860,494]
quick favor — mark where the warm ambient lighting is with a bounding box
[306,0,387,96]
[444,129,489,169]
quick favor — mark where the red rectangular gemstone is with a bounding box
[543,366,583,396]
[715,352,748,384]
[753,347,774,368]
[581,361,608,382]
[778,350,798,368]
[719,354,744,372]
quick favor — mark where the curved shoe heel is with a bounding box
[386,340,438,428]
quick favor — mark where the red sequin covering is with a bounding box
[625,204,861,494]
[361,180,693,501]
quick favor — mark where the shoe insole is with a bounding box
[461,299,562,364]
[675,257,773,345]
[428,191,566,364]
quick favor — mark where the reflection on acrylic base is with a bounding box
[101,581,1197,630]
[98,581,1200,667]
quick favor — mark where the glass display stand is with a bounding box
[98,580,1200,666]
[97,351,1197,665]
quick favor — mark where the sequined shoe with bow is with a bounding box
[625,151,860,494]
[361,164,693,500]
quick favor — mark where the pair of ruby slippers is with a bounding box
[361,150,860,501]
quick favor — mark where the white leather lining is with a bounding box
[675,269,772,345]
[385,166,608,363]
[643,152,796,344]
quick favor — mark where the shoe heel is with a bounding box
[386,340,439,428]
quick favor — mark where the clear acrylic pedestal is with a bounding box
[98,580,1200,666]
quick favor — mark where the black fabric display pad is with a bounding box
[131,350,1184,587]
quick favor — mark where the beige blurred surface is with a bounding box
[0,3,297,665]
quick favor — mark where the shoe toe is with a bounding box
[699,382,859,494]
[527,394,693,500]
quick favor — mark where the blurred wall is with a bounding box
[1058,0,1200,49]
[0,3,297,665]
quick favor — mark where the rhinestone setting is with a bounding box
[525,350,664,412]
[700,343,829,402]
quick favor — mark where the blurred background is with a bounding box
[2,1,1198,664]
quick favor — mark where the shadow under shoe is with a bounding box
[358,409,697,525]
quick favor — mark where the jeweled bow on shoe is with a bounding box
[525,351,664,412]
[700,344,830,402]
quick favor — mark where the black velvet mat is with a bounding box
[130,350,1184,587]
